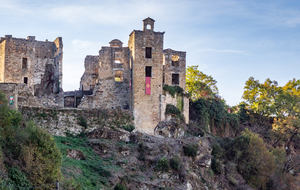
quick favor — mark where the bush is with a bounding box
[156,157,169,172]
[165,104,181,117]
[211,158,222,175]
[169,155,181,170]
[114,183,126,190]
[163,84,184,97]
[122,124,135,132]
[236,129,275,189]
[138,143,149,161]
[183,143,198,158]
[77,115,88,129]
[8,167,31,189]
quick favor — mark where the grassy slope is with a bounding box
[54,136,115,190]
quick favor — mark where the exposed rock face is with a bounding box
[67,149,84,160]
[154,120,184,138]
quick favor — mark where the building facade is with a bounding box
[75,18,189,134]
[0,35,64,108]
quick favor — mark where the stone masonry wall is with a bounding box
[161,92,189,124]
[163,49,186,90]
[1,35,63,95]
[0,39,5,82]
[78,43,130,110]
[19,106,133,136]
[0,83,63,109]
[80,55,99,91]
[129,24,165,134]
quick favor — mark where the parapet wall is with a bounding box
[0,83,63,109]
[19,106,134,136]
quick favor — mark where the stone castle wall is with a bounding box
[163,49,186,89]
[0,39,5,82]
[80,55,99,91]
[78,42,131,110]
[0,35,63,95]
[19,106,133,136]
[162,93,189,123]
[0,83,63,109]
[129,28,165,134]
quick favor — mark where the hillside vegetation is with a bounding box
[0,66,300,189]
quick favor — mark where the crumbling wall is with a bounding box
[80,55,99,91]
[19,106,133,136]
[163,49,186,90]
[0,83,63,109]
[77,42,130,110]
[160,92,189,124]
[1,35,62,95]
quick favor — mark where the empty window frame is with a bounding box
[145,47,152,58]
[22,58,27,69]
[115,70,123,82]
[24,77,28,84]
[172,74,179,85]
[171,55,179,67]
[145,66,152,77]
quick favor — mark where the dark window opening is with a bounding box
[172,74,179,85]
[24,77,28,84]
[22,58,27,69]
[172,60,179,67]
[146,66,152,77]
[145,47,152,58]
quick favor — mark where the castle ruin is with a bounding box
[0,18,189,134]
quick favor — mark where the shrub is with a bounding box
[114,183,126,190]
[122,124,135,132]
[157,157,169,172]
[169,155,181,170]
[77,115,88,129]
[211,158,222,175]
[236,129,275,189]
[183,143,198,158]
[237,103,249,123]
[8,167,31,189]
[165,104,181,117]
[138,143,149,161]
[163,84,184,97]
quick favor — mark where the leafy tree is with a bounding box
[242,78,300,146]
[0,91,62,189]
[242,77,279,116]
[236,129,275,189]
[186,66,218,101]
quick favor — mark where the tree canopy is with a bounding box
[186,66,218,101]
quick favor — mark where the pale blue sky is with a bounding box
[1,0,299,106]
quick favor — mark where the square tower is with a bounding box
[128,18,165,134]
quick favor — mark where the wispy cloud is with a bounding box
[198,48,250,55]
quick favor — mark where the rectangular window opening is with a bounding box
[172,61,179,66]
[24,77,28,84]
[22,58,27,69]
[145,47,152,58]
[146,66,152,77]
[172,74,179,85]
[115,71,123,82]
[115,59,121,64]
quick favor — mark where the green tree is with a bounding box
[0,91,62,189]
[186,66,218,101]
[242,77,279,116]
[242,78,300,145]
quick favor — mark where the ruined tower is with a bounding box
[128,17,165,134]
